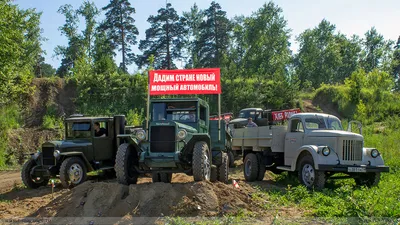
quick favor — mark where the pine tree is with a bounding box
[100,0,138,72]
[136,3,187,69]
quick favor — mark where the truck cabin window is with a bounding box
[152,102,197,122]
[290,119,304,132]
[238,110,260,120]
[305,117,343,130]
[67,122,91,138]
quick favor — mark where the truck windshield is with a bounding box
[238,110,260,119]
[305,117,343,130]
[66,122,91,138]
[152,102,197,122]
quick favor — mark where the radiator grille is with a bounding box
[342,140,363,161]
[42,147,55,165]
[150,126,175,153]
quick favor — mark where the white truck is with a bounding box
[230,112,389,189]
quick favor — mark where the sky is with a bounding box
[15,0,400,73]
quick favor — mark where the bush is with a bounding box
[0,105,22,167]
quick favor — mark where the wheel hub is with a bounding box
[69,163,83,184]
[302,164,315,186]
[204,153,211,180]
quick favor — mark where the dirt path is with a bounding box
[0,171,22,194]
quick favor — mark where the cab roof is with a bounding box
[64,117,113,122]
[240,108,263,111]
[150,97,209,107]
[291,113,340,120]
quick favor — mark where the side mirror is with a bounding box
[347,121,362,135]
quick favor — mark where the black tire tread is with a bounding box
[297,155,325,190]
[59,157,87,188]
[21,159,49,189]
[243,153,259,182]
[228,151,235,168]
[115,143,139,185]
[192,141,210,181]
[256,153,266,181]
[217,152,229,183]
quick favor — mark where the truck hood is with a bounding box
[151,121,197,133]
[44,139,92,149]
[308,130,363,139]
[175,122,197,133]
[229,118,247,124]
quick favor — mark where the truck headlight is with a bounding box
[177,129,187,140]
[371,149,379,158]
[136,130,146,141]
[32,152,40,160]
[322,147,330,156]
[53,150,61,158]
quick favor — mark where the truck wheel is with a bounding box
[192,141,211,181]
[152,173,172,183]
[210,165,218,182]
[228,151,235,168]
[243,153,259,182]
[115,143,139,185]
[60,157,88,188]
[256,154,266,181]
[354,172,380,187]
[217,152,229,183]
[298,155,325,190]
[21,159,49,189]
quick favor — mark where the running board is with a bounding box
[276,166,292,171]
[99,166,114,170]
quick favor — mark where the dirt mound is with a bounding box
[36,180,258,223]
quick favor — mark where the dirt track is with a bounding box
[0,171,22,193]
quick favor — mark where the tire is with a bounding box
[60,157,88,188]
[21,159,49,189]
[152,173,172,183]
[354,172,381,187]
[217,152,229,183]
[115,143,139,185]
[192,141,211,181]
[210,165,218,182]
[228,151,235,168]
[256,154,266,181]
[298,155,325,190]
[243,153,259,182]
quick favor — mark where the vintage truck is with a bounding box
[229,108,301,128]
[231,112,389,189]
[21,115,126,188]
[114,98,230,184]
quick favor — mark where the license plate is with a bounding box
[348,167,366,173]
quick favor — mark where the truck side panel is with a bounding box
[209,120,227,151]
[231,126,286,152]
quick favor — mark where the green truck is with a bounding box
[114,98,230,184]
[21,115,127,188]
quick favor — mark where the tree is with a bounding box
[77,1,100,63]
[55,4,84,77]
[34,55,56,77]
[195,1,232,68]
[136,3,187,69]
[0,0,42,105]
[391,36,400,90]
[182,3,204,68]
[92,29,118,74]
[101,0,139,72]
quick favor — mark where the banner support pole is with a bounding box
[146,72,150,132]
[218,93,221,142]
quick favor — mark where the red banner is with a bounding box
[149,68,221,95]
[272,108,301,121]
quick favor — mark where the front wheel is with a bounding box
[60,157,88,188]
[115,143,139,185]
[298,155,325,190]
[21,159,49,189]
[192,141,211,181]
[354,172,380,187]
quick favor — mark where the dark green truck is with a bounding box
[22,115,127,188]
[115,98,231,184]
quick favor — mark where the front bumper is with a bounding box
[318,164,390,173]
[31,165,58,177]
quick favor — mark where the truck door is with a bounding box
[93,121,114,162]
[284,118,305,166]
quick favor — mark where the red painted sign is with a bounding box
[272,108,301,121]
[149,68,221,95]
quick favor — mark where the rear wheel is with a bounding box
[298,155,325,190]
[243,153,259,182]
[60,157,88,188]
[152,173,172,183]
[210,165,218,182]
[256,154,266,181]
[21,159,49,189]
[192,141,211,181]
[217,152,229,183]
[354,172,380,187]
[115,143,139,185]
[228,151,235,168]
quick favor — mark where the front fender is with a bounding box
[363,148,385,166]
[59,152,94,171]
[292,145,339,170]
[182,134,211,159]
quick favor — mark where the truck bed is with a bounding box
[231,126,287,152]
